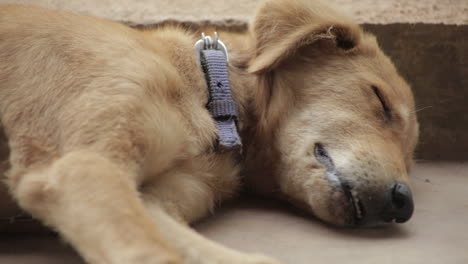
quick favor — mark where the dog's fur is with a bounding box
[0,0,418,263]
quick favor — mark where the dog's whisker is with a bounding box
[411,105,433,114]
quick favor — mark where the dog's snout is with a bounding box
[313,144,415,226]
[348,182,414,226]
[379,182,414,224]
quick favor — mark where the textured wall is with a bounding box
[363,24,468,161]
[0,0,466,24]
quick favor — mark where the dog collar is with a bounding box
[195,33,242,153]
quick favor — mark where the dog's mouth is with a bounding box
[314,143,365,225]
[341,183,365,225]
[324,170,365,225]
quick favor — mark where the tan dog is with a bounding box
[0,0,419,263]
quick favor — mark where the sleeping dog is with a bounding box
[0,0,418,263]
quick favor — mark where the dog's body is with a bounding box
[0,0,419,263]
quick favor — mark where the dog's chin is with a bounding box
[290,187,390,228]
[282,175,358,226]
[308,188,358,227]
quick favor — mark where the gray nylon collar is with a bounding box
[196,33,242,153]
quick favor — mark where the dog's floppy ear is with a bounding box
[248,0,362,74]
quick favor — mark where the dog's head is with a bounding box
[244,0,419,227]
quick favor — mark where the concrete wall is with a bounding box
[363,24,468,161]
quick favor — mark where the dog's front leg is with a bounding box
[142,180,281,264]
[8,150,182,264]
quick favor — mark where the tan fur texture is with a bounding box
[0,0,418,263]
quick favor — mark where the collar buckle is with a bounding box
[194,32,229,63]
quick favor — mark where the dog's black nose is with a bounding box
[391,183,414,223]
[381,183,414,223]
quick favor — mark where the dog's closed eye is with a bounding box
[372,85,392,122]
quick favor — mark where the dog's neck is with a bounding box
[226,52,281,195]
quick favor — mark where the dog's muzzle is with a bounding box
[314,143,414,226]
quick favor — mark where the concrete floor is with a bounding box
[1,163,467,264]
[197,163,468,264]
